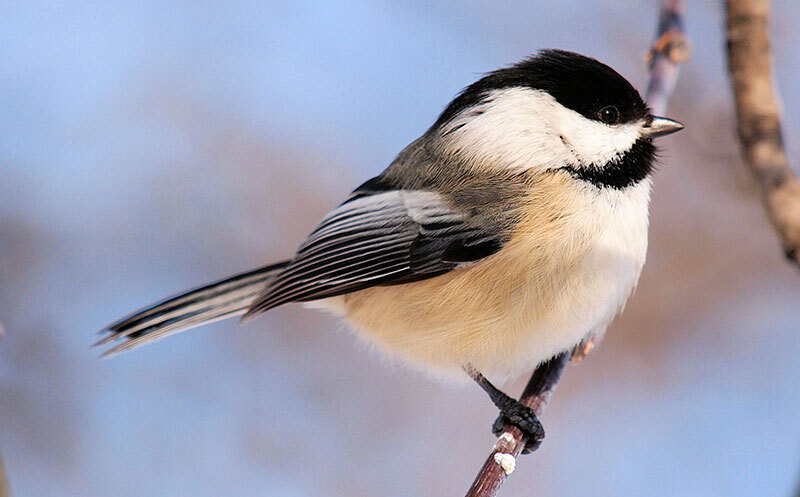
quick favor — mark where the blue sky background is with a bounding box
[2,1,800,495]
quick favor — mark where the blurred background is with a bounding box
[2,1,800,495]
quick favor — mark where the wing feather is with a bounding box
[244,185,507,318]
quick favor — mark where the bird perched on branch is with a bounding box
[97,50,683,452]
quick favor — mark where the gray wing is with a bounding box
[244,184,507,318]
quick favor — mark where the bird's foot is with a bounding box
[491,400,545,454]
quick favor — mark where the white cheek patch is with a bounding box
[440,87,642,172]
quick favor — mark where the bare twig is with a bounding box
[724,2,800,492]
[464,353,569,497]
[646,0,690,114]
[463,2,688,495]
[725,0,800,266]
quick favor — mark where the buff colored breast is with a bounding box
[315,172,651,381]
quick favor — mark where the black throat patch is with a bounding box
[562,138,657,189]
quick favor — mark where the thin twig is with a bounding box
[463,2,688,495]
[725,0,800,266]
[646,0,690,114]
[464,353,569,497]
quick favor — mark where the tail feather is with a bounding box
[96,261,289,357]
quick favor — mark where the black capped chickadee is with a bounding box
[97,50,683,451]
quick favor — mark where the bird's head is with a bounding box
[433,49,683,189]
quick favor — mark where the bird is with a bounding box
[96,49,683,452]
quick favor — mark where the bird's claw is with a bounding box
[491,404,545,454]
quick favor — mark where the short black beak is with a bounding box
[642,115,684,138]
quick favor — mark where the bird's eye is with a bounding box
[599,106,620,125]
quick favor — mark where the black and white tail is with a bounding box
[95,261,289,357]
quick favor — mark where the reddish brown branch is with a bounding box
[725,0,800,266]
[464,353,569,496]
[463,2,688,495]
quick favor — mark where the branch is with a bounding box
[725,0,800,266]
[464,353,569,497]
[645,0,690,114]
[463,2,688,495]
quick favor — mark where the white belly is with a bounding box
[312,176,652,382]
